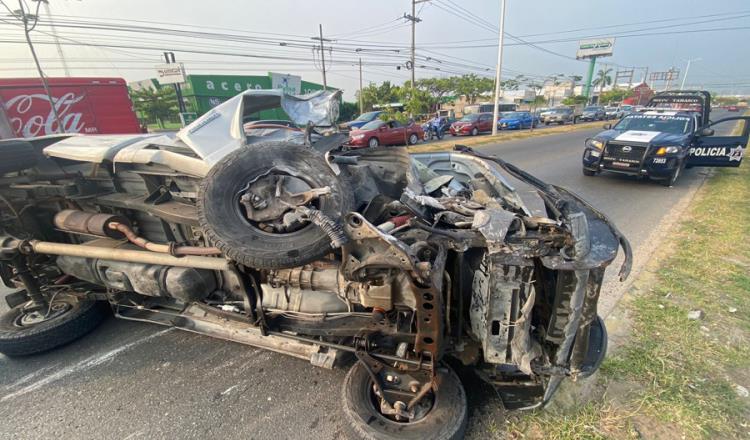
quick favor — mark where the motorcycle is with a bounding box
[422,118,448,141]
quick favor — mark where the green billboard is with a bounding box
[181,73,329,118]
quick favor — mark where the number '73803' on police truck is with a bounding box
[582,91,747,186]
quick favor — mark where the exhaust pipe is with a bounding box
[4,238,230,271]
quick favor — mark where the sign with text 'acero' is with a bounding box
[576,38,615,59]
[155,63,186,85]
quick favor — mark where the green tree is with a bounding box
[357,81,402,112]
[599,88,634,105]
[562,95,589,105]
[454,74,494,104]
[398,86,436,116]
[415,77,456,102]
[130,87,178,128]
[592,68,613,102]
[339,101,359,122]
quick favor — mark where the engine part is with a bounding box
[261,285,348,313]
[56,255,216,302]
[54,209,132,240]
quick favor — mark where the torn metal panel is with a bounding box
[470,253,534,365]
[471,208,522,254]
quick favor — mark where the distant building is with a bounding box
[622,82,654,106]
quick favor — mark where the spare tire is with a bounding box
[0,140,38,175]
[198,143,353,269]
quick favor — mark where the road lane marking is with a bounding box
[1,328,173,402]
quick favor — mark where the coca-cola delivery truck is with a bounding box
[0,77,141,139]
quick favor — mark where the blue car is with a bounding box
[498,111,538,130]
[346,111,384,130]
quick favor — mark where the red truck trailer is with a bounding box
[0,77,141,139]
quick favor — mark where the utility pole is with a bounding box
[311,24,331,90]
[403,1,427,92]
[358,58,364,114]
[163,52,186,114]
[17,0,63,132]
[36,0,69,76]
[491,0,507,135]
[680,58,701,90]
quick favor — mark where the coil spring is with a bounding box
[297,206,348,248]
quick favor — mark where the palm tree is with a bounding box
[592,68,613,103]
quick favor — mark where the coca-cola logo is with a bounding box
[4,92,87,137]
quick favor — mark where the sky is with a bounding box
[1,0,749,100]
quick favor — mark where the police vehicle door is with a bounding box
[688,116,748,167]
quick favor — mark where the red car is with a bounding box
[727,105,739,112]
[348,119,423,148]
[449,112,494,136]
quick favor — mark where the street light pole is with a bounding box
[680,58,701,90]
[491,0,507,136]
[359,58,365,114]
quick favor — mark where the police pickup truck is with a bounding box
[582,91,747,186]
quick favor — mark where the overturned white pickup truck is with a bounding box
[0,89,630,440]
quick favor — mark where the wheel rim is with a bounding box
[235,171,321,235]
[365,378,436,424]
[410,134,418,144]
[14,300,72,328]
[369,138,378,147]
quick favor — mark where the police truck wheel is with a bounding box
[583,168,596,177]
[660,160,684,187]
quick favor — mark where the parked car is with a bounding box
[727,105,739,112]
[348,119,423,147]
[619,105,634,116]
[449,112,494,136]
[498,111,538,130]
[0,88,631,440]
[579,106,606,121]
[543,107,577,125]
[538,108,554,123]
[345,110,384,130]
[604,106,623,119]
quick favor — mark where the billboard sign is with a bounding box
[270,72,302,95]
[155,63,186,85]
[576,38,615,59]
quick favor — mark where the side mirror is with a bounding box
[379,126,387,131]
[700,127,715,137]
[602,123,612,130]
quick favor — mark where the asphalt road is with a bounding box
[0,111,735,439]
